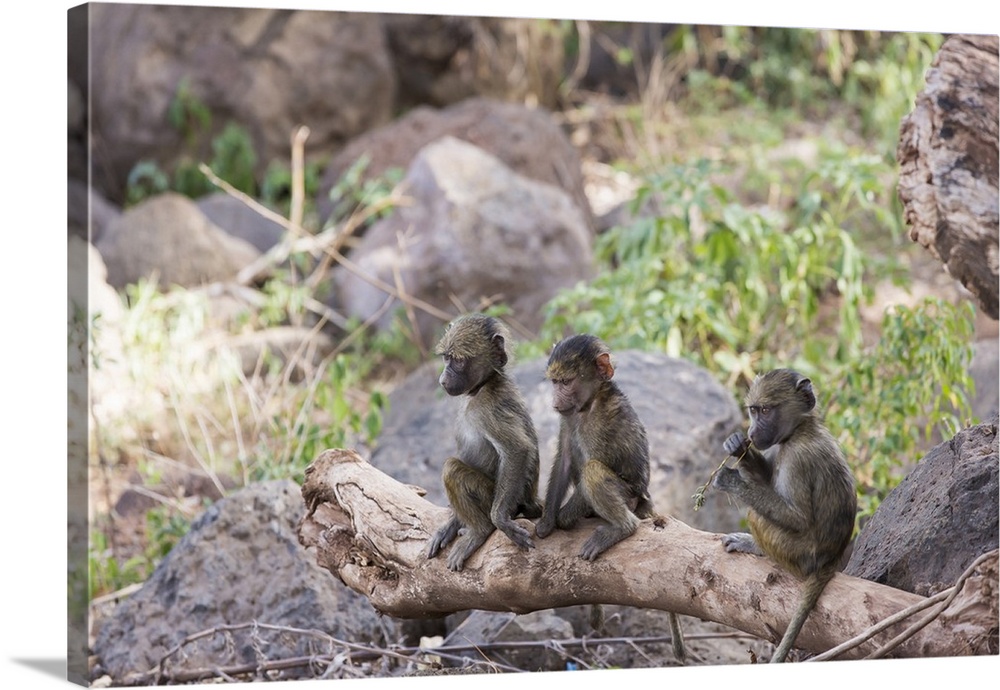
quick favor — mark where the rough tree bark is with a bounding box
[897,34,999,320]
[297,449,997,662]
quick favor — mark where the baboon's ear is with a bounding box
[491,333,508,368]
[795,376,816,410]
[595,352,615,381]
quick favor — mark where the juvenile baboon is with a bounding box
[426,313,543,572]
[713,368,857,663]
[536,334,685,660]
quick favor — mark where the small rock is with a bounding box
[96,192,260,289]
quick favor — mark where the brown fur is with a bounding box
[714,369,857,662]
[538,334,685,661]
[427,314,542,572]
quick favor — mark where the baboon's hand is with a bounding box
[535,517,555,539]
[723,431,750,458]
[426,532,447,559]
[712,466,744,493]
[499,520,536,550]
[446,550,467,572]
[720,532,762,556]
[579,537,604,562]
[427,519,459,559]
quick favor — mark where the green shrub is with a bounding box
[248,355,389,484]
[127,77,260,205]
[88,530,146,600]
[825,298,976,520]
[532,152,884,379]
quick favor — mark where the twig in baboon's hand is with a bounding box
[692,444,750,511]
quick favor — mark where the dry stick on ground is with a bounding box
[298,449,997,662]
[143,618,746,684]
[198,163,451,327]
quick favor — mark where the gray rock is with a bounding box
[317,98,593,230]
[91,480,398,683]
[443,610,574,672]
[332,136,594,350]
[370,350,744,533]
[196,193,286,253]
[382,16,565,110]
[96,192,260,289]
[88,5,395,203]
[845,414,999,595]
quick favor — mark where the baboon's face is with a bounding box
[545,334,613,416]
[550,376,592,416]
[434,316,508,397]
[744,369,816,450]
[747,404,779,450]
[439,353,492,397]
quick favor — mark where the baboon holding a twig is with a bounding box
[426,313,543,572]
[713,368,857,663]
[536,334,685,660]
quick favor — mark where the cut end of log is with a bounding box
[896,34,1000,320]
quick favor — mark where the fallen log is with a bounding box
[298,448,997,661]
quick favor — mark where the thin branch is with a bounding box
[321,241,454,322]
[863,550,997,660]
[305,188,403,294]
[563,20,592,93]
[807,586,953,661]
[89,583,144,608]
[141,619,748,684]
[391,228,427,357]
[329,294,397,358]
[289,125,310,246]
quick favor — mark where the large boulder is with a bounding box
[845,414,999,595]
[369,350,744,533]
[87,4,396,203]
[331,137,594,348]
[317,98,593,230]
[96,192,260,289]
[91,480,398,683]
[195,192,286,253]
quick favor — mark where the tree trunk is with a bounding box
[297,449,997,662]
[897,34,999,320]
